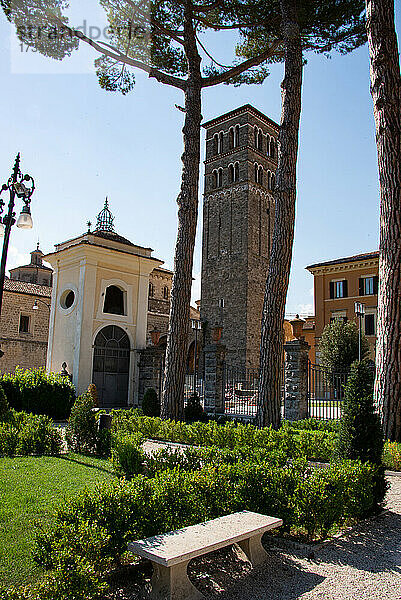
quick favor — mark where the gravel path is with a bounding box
[214,473,401,600]
[110,466,401,600]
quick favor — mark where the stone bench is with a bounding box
[128,510,283,600]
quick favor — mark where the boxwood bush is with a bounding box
[1,368,75,420]
[34,457,379,582]
[0,411,62,456]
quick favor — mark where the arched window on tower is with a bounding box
[212,170,218,188]
[254,126,258,148]
[267,171,271,190]
[266,135,270,156]
[234,124,240,147]
[234,162,239,182]
[218,168,223,187]
[270,138,276,159]
[258,166,264,185]
[229,164,234,183]
[149,282,154,298]
[258,129,263,151]
[271,173,276,190]
[229,127,234,149]
[213,134,218,156]
[103,285,126,315]
[218,131,224,153]
[163,286,170,300]
[254,162,258,182]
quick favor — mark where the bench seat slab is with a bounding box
[150,559,205,600]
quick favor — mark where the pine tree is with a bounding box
[335,360,387,506]
[365,0,401,441]
[4,0,282,420]
[238,0,367,427]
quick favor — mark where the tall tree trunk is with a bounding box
[256,0,303,428]
[366,0,401,441]
[161,2,202,420]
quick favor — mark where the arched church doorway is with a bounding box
[92,325,130,408]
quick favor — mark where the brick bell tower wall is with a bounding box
[200,105,278,370]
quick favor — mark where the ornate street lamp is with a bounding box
[0,153,35,318]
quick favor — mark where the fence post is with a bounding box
[283,338,310,421]
[203,343,226,415]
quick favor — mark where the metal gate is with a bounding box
[93,325,130,408]
[308,362,348,420]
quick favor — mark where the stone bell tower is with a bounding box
[200,105,278,370]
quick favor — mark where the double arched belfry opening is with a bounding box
[45,202,164,407]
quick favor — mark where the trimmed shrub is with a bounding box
[0,384,10,421]
[335,361,383,464]
[1,368,75,420]
[184,394,208,422]
[0,412,62,456]
[335,360,387,506]
[112,433,144,478]
[141,388,160,417]
[66,392,98,454]
[34,457,378,573]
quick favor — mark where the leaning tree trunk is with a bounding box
[161,5,202,420]
[366,0,401,441]
[256,0,303,428]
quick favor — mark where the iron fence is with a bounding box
[184,372,205,405]
[308,362,348,420]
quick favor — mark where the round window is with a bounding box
[60,289,75,310]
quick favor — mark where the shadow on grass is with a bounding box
[59,454,115,475]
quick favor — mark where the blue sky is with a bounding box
[0,4,400,316]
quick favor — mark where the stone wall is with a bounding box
[0,283,50,374]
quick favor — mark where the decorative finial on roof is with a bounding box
[95,197,115,232]
[37,240,40,251]
[87,220,92,233]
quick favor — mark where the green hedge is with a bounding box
[0,412,62,457]
[1,368,75,420]
[34,457,379,581]
[110,410,337,462]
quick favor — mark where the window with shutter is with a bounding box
[359,278,364,296]
[373,276,379,294]
[329,281,334,299]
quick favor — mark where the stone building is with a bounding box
[0,278,51,373]
[9,244,53,287]
[200,104,278,370]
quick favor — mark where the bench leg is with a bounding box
[237,533,267,567]
[149,560,205,600]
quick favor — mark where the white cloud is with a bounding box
[295,303,314,316]
[6,245,30,276]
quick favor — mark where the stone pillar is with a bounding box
[284,338,310,421]
[203,343,226,414]
[137,346,165,407]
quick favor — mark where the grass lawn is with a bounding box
[0,453,115,591]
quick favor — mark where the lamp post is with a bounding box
[191,318,202,397]
[33,298,50,312]
[0,154,35,318]
[354,302,366,361]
